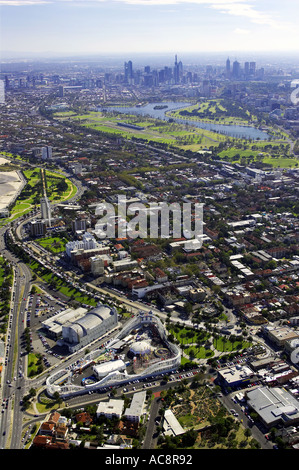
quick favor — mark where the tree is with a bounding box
[180,429,197,448]
[96,425,105,445]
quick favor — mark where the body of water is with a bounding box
[99,101,269,140]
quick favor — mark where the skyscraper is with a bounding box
[232,60,240,78]
[124,60,133,83]
[250,62,256,76]
[244,62,249,77]
[174,55,183,84]
[42,146,52,160]
[174,55,179,84]
[40,196,51,227]
[226,58,230,78]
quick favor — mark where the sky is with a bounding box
[0,0,299,58]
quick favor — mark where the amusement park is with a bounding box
[45,310,181,399]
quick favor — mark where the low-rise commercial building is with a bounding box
[162,409,185,436]
[246,386,299,429]
[262,325,299,348]
[96,399,125,420]
[124,391,146,423]
[217,364,255,389]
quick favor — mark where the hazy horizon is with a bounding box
[1,0,298,61]
[1,50,299,71]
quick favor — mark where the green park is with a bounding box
[53,100,298,168]
[0,167,77,225]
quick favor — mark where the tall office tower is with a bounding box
[173,55,181,84]
[40,196,51,227]
[0,80,5,104]
[244,62,249,77]
[178,59,183,80]
[226,57,231,78]
[250,62,256,76]
[202,80,211,97]
[158,69,165,83]
[124,60,133,83]
[232,60,240,78]
[42,146,52,160]
[164,66,172,82]
[186,71,193,83]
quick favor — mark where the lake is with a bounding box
[99,101,269,140]
[99,101,270,141]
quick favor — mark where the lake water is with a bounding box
[99,101,270,140]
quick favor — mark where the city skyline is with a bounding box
[1,0,299,59]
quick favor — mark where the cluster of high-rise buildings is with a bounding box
[122,56,264,87]
[0,55,269,96]
[225,57,264,80]
[123,55,184,87]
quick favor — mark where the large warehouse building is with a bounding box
[42,307,88,340]
[61,304,118,352]
[246,386,299,429]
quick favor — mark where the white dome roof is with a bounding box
[130,340,151,355]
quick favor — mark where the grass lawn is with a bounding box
[54,110,229,151]
[0,257,7,286]
[27,352,43,377]
[167,99,258,126]
[36,236,68,254]
[168,325,210,344]
[262,156,298,168]
[217,142,298,168]
[183,345,214,360]
[0,256,13,317]
[168,323,250,357]
[35,393,62,413]
[29,260,97,307]
[213,337,251,352]
[168,325,215,360]
[1,168,77,225]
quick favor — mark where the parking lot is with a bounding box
[22,289,70,366]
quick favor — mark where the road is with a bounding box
[0,169,86,449]
[0,220,273,450]
[0,227,33,449]
[219,390,273,449]
[143,396,162,449]
[0,179,274,449]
